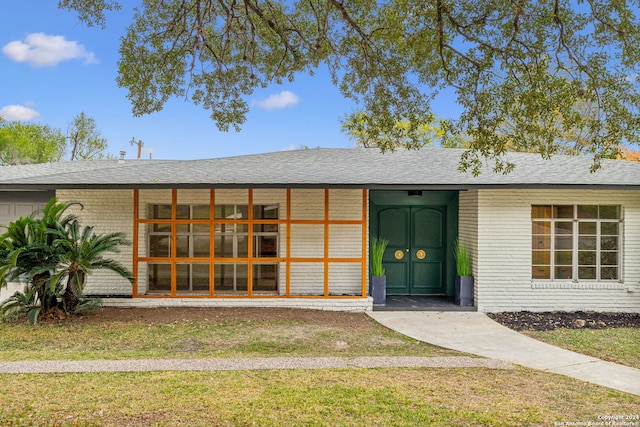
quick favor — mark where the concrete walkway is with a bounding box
[368,311,640,396]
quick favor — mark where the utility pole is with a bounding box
[130,137,144,159]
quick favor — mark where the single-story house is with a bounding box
[1,148,639,312]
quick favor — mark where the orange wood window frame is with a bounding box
[132,188,368,298]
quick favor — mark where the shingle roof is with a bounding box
[1,148,639,189]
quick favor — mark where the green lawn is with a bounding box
[524,327,640,369]
[1,310,639,426]
[0,315,457,361]
[1,368,638,426]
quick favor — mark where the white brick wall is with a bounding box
[290,189,324,220]
[470,189,640,313]
[57,190,135,296]
[289,262,324,295]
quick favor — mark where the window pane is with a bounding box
[578,222,596,235]
[236,205,249,220]
[531,206,551,218]
[600,251,618,266]
[600,252,618,265]
[214,264,248,292]
[578,267,596,279]
[554,251,572,265]
[555,236,573,249]
[254,205,279,219]
[193,205,210,219]
[193,224,209,233]
[215,264,235,291]
[176,235,189,257]
[254,224,279,233]
[555,266,572,280]
[176,224,189,233]
[218,223,234,233]
[176,264,210,293]
[555,222,573,234]
[532,221,551,234]
[176,264,190,292]
[554,206,573,218]
[151,223,171,232]
[149,205,171,219]
[578,236,596,250]
[601,267,618,280]
[532,235,550,249]
[148,263,171,293]
[193,236,210,257]
[532,251,550,264]
[236,224,248,233]
[254,235,278,257]
[577,205,598,219]
[237,235,248,257]
[532,266,550,279]
[601,222,618,235]
[192,264,210,291]
[149,235,170,257]
[215,205,235,219]
[601,236,618,250]
[599,205,619,219]
[578,251,596,266]
[253,264,278,291]
[215,235,234,257]
[176,205,190,219]
[236,264,248,291]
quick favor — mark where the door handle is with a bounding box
[416,249,426,260]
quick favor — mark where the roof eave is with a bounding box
[3,183,640,191]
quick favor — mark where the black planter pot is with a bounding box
[455,275,474,306]
[371,275,386,305]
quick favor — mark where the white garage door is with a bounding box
[0,191,55,227]
[0,192,54,302]
[0,202,47,226]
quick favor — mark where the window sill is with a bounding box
[531,281,625,290]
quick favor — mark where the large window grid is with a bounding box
[139,190,282,296]
[133,189,368,298]
[532,205,621,281]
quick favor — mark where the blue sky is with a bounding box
[1,2,459,160]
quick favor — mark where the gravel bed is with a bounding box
[487,311,640,331]
[0,356,513,374]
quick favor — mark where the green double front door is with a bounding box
[377,206,447,295]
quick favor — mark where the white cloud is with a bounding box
[281,144,297,151]
[0,105,40,121]
[2,33,98,67]
[254,90,300,111]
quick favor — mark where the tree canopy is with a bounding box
[68,112,111,160]
[0,113,112,165]
[0,118,66,165]
[60,0,640,174]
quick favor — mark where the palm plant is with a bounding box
[49,220,134,312]
[1,198,132,323]
[0,204,75,312]
[0,283,42,325]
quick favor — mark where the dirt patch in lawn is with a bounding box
[74,306,376,328]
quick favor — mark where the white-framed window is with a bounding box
[532,205,621,281]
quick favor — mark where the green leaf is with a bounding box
[27,307,41,326]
